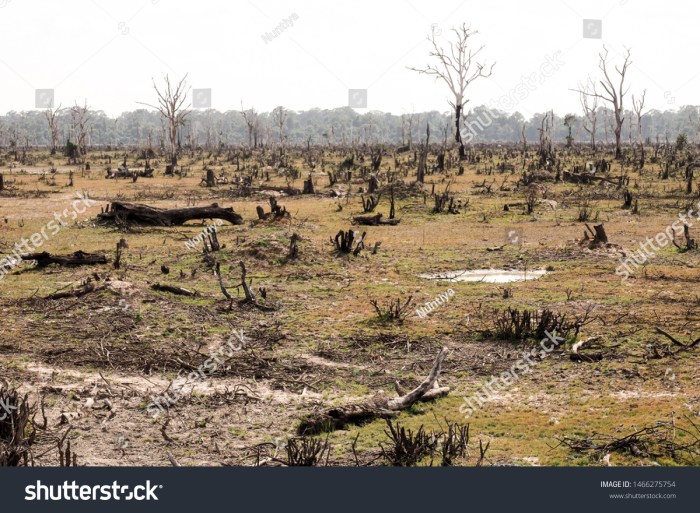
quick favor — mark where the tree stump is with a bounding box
[302,175,315,194]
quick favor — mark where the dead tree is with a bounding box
[632,89,646,167]
[97,202,243,226]
[578,79,599,150]
[686,161,700,194]
[371,148,382,172]
[241,105,259,149]
[332,229,366,255]
[576,46,632,159]
[538,111,555,168]
[389,186,396,219]
[231,261,274,310]
[409,23,494,159]
[70,102,91,158]
[361,193,381,213]
[433,190,459,214]
[138,75,190,174]
[416,123,430,183]
[44,104,63,155]
[272,106,287,154]
[672,224,697,252]
[298,347,449,434]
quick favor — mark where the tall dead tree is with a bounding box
[241,105,259,149]
[632,89,646,167]
[70,102,91,158]
[139,75,190,173]
[402,112,416,150]
[409,23,493,159]
[416,123,430,183]
[577,46,632,159]
[272,106,287,154]
[44,104,62,155]
[578,79,599,150]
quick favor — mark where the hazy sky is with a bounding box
[0,0,697,117]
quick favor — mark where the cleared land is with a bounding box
[1,146,698,466]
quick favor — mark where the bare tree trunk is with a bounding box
[298,347,449,434]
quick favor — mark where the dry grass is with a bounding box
[0,146,698,466]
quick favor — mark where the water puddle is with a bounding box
[419,268,549,283]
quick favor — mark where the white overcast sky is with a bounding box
[0,0,697,117]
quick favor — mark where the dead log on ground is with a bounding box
[297,347,449,435]
[352,213,400,226]
[569,336,603,362]
[22,251,107,268]
[45,282,106,300]
[97,202,244,226]
[655,328,700,351]
[150,283,198,296]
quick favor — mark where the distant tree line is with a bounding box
[0,105,697,150]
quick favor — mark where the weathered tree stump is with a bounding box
[288,233,300,259]
[302,175,315,194]
[583,223,608,247]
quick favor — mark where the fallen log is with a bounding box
[297,347,449,435]
[22,251,107,268]
[150,283,198,296]
[45,282,106,300]
[97,201,244,226]
[655,328,700,351]
[352,213,401,226]
[569,336,603,362]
